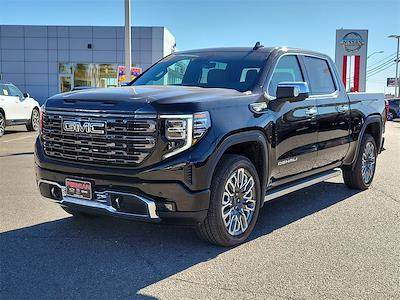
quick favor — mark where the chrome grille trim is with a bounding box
[42,110,158,166]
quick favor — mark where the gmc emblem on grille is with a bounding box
[63,120,106,134]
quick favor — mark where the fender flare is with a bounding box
[0,107,5,119]
[350,115,383,167]
[206,130,270,202]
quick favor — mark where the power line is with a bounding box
[367,58,397,73]
[367,62,396,78]
[367,52,396,68]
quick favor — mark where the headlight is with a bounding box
[160,111,211,159]
[39,104,45,136]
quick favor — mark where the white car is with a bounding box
[0,81,41,137]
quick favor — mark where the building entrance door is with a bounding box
[59,75,73,93]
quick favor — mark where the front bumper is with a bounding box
[38,179,161,222]
[35,139,210,224]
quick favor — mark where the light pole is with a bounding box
[367,50,384,59]
[388,35,400,97]
[124,0,132,83]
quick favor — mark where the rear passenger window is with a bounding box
[303,57,336,95]
[0,84,10,96]
[268,55,304,97]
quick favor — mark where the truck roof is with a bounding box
[177,46,331,59]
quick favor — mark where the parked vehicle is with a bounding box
[387,98,400,120]
[35,45,386,246]
[0,81,40,137]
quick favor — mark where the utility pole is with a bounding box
[124,0,132,83]
[388,35,400,97]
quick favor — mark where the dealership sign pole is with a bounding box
[124,0,132,83]
[335,29,368,92]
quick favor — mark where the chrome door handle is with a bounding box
[337,104,349,113]
[305,107,318,116]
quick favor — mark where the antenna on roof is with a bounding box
[253,41,264,50]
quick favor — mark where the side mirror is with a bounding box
[276,82,309,102]
[23,93,30,98]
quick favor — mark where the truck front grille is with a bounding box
[42,109,158,167]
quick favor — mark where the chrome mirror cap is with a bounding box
[276,82,310,101]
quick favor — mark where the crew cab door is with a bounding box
[301,56,350,167]
[267,55,318,179]
[0,83,21,121]
[7,84,30,120]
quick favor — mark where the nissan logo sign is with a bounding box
[63,120,106,135]
[340,32,365,53]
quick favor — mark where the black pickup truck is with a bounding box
[35,45,386,246]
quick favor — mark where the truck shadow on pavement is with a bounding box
[1,181,360,299]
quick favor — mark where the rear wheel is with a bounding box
[196,154,261,246]
[342,133,377,190]
[0,112,5,137]
[26,108,40,132]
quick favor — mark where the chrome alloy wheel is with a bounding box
[361,141,376,184]
[32,109,40,130]
[221,168,257,236]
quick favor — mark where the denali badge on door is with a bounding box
[65,179,92,200]
[62,120,106,134]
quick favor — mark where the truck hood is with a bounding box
[45,86,259,114]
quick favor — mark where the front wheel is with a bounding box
[342,133,377,190]
[26,108,40,132]
[196,154,262,246]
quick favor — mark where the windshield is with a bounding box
[132,51,267,92]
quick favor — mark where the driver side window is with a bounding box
[268,55,304,97]
[7,84,23,99]
[148,59,190,85]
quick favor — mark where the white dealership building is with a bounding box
[0,25,176,104]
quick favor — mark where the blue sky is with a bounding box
[1,0,399,94]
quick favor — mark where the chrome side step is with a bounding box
[264,168,341,202]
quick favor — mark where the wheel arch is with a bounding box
[349,115,383,168]
[0,107,5,119]
[208,130,270,204]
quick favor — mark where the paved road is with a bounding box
[1,123,399,300]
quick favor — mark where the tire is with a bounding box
[342,133,377,190]
[26,108,40,132]
[61,206,96,218]
[0,112,5,137]
[196,154,262,246]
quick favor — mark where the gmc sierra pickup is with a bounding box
[35,45,386,246]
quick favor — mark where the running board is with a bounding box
[264,168,341,202]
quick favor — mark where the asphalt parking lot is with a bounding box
[0,122,399,300]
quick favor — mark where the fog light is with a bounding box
[164,203,175,211]
[50,186,62,200]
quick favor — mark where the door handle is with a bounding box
[336,104,349,113]
[305,107,318,116]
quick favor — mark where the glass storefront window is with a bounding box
[58,63,119,92]
[74,63,93,88]
[97,64,118,88]
[59,75,72,93]
[59,63,72,74]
